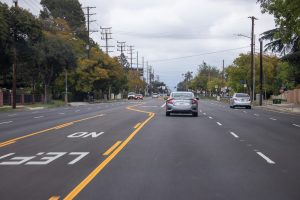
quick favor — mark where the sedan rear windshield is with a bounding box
[172,93,194,99]
[236,93,249,97]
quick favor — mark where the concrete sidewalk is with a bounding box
[256,102,300,115]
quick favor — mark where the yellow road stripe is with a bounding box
[0,140,16,147]
[102,141,122,156]
[134,122,141,129]
[63,105,155,200]
[0,114,104,148]
[49,196,60,200]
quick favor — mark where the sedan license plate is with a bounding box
[175,102,189,106]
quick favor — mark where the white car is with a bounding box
[230,93,251,109]
[152,93,158,98]
[127,92,136,100]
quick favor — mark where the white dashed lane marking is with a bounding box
[230,131,239,138]
[216,122,222,126]
[269,118,277,121]
[292,124,300,128]
[34,116,44,119]
[208,116,213,119]
[256,152,276,164]
[0,121,13,125]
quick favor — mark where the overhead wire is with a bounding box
[148,46,250,63]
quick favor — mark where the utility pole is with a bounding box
[83,6,97,59]
[127,45,135,68]
[142,57,144,79]
[146,61,149,95]
[117,41,126,55]
[100,27,114,54]
[12,0,18,109]
[259,39,263,106]
[248,16,257,101]
[222,59,225,85]
[65,69,68,105]
[136,51,139,72]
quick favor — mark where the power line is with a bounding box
[148,46,249,63]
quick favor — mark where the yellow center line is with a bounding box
[0,114,105,148]
[134,122,141,129]
[63,104,155,200]
[0,140,16,147]
[103,141,122,156]
[49,196,60,200]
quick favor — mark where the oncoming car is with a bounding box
[134,94,144,100]
[230,93,251,109]
[152,93,158,98]
[166,92,198,117]
[127,92,136,100]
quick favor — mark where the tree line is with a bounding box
[178,0,300,97]
[0,0,146,103]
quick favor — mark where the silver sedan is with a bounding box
[166,92,198,117]
[230,93,251,109]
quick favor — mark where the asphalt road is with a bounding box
[0,98,299,200]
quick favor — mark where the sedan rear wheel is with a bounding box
[166,112,170,116]
[193,112,198,117]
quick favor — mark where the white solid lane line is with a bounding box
[256,152,276,164]
[34,116,44,119]
[75,110,81,112]
[269,118,277,121]
[59,113,65,115]
[292,124,300,128]
[0,121,13,125]
[161,103,166,108]
[216,122,222,126]
[230,131,239,138]
[8,114,17,117]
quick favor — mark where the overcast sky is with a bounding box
[2,0,276,89]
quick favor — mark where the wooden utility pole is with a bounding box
[259,39,263,106]
[249,16,257,101]
[83,6,97,58]
[12,0,18,109]
[100,27,114,54]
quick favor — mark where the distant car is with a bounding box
[134,94,143,100]
[230,93,251,109]
[166,92,198,117]
[152,93,158,98]
[127,92,136,100]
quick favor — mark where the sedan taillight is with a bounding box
[192,99,198,104]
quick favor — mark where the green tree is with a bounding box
[40,0,87,41]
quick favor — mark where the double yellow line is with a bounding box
[0,114,104,148]
[63,104,155,200]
